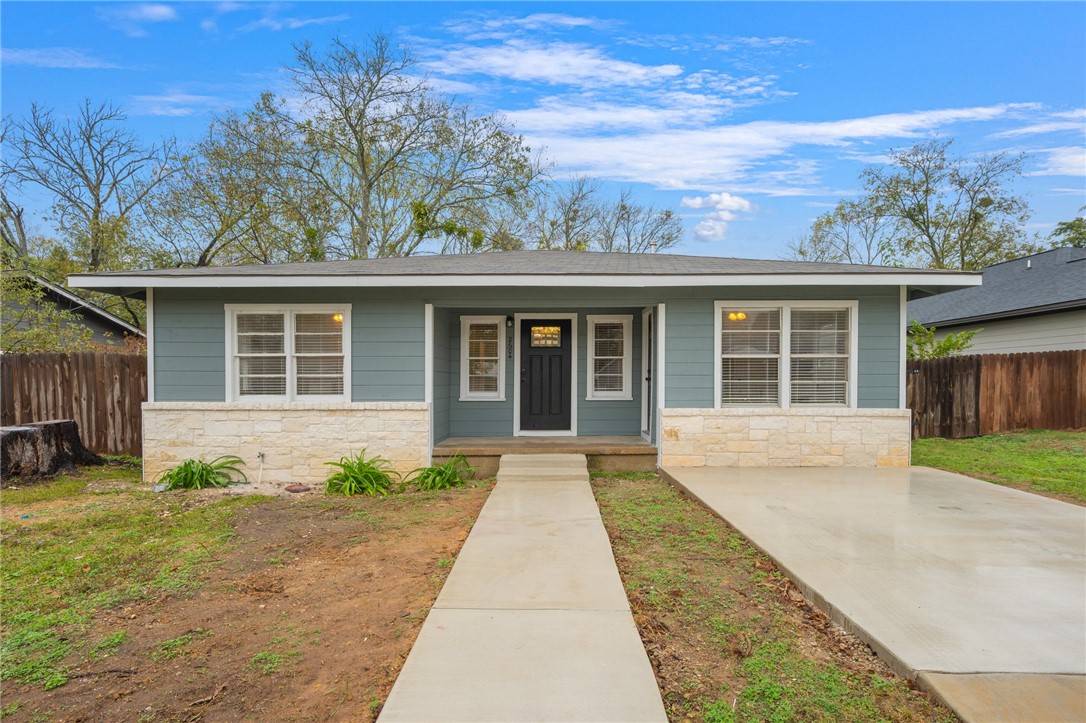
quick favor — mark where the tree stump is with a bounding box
[1,419,105,481]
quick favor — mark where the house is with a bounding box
[70,251,978,487]
[908,247,1086,354]
[3,271,145,348]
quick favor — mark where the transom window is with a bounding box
[715,301,856,408]
[460,316,506,401]
[587,315,632,400]
[227,305,350,402]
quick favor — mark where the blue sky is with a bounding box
[2,1,1084,259]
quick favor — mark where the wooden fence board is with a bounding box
[0,352,146,456]
[909,350,1086,439]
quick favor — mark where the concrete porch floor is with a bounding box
[433,436,656,477]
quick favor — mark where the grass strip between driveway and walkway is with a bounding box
[592,472,955,723]
[912,429,1086,505]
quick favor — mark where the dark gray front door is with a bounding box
[520,319,572,431]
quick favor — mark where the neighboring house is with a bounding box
[2,271,145,349]
[70,251,977,487]
[909,247,1086,354]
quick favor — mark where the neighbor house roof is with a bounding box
[69,251,981,297]
[909,247,1086,327]
[5,270,145,337]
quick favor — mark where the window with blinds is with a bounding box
[588,315,632,399]
[790,309,849,405]
[717,303,854,408]
[720,308,781,405]
[231,307,348,401]
[460,316,505,400]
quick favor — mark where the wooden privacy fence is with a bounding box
[1,352,147,456]
[907,350,1086,439]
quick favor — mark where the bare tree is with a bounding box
[252,36,542,258]
[3,101,174,271]
[786,197,894,265]
[596,189,683,254]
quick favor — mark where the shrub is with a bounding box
[406,455,475,492]
[156,456,247,490]
[324,451,400,496]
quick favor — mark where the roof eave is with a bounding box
[69,271,983,293]
[914,298,1086,327]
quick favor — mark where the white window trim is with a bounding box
[459,315,506,402]
[713,300,859,409]
[224,303,352,403]
[586,314,633,401]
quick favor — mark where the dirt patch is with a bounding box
[3,486,491,722]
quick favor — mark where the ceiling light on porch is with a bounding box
[727,311,747,321]
[332,313,344,323]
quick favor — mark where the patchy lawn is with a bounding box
[593,472,954,723]
[913,429,1086,505]
[1,462,492,722]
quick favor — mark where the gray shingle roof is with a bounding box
[85,250,964,278]
[908,247,1086,326]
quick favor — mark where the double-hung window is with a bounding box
[587,315,632,400]
[715,301,856,408]
[460,316,505,401]
[227,305,350,402]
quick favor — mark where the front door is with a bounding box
[520,319,572,432]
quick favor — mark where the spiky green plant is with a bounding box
[406,455,475,492]
[324,451,400,496]
[156,456,247,490]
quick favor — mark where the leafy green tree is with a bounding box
[905,320,981,360]
[0,274,96,353]
[862,140,1036,270]
[250,35,543,258]
[1048,208,1086,249]
[786,197,894,265]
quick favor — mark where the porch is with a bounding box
[432,435,657,478]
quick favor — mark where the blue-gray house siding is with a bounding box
[152,284,903,439]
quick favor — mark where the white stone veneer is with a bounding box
[661,407,911,468]
[143,402,430,488]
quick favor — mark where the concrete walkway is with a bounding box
[664,465,1086,723]
[379,454,666,722]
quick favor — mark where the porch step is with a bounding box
[433,436,656,479]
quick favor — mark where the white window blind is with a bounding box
[720,308,781,405]
[230,306,349,401]
[460,317,505,400]
[790,309,849,405]
[587,316,632,399]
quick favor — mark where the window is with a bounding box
[460,316,505,401]
[587,315,632,400]
[715,301,856,408]
[227,305,350,402]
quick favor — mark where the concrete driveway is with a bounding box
[663,465,1086,723]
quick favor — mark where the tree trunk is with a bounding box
[1,419,105,481]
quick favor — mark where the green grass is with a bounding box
[1,466,272,690]
[913,429,1086,503]
[593,474,950,722]
[152,629,211,661]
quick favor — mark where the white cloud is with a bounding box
[1032,147,1086,176]
[680,192,755,241]
[99,4,178,37]
[239,13,350,33]
[1,47,120,69]
[446,13,612,40]
[990,108,1086,138]
[520,104,1029,190]
[427,40,682,88]
[130,91,223,117]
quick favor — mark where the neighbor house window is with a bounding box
[587,315,632,400]
[227,305,350,402]
[460,316,505,401]
[715,301,856,408]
